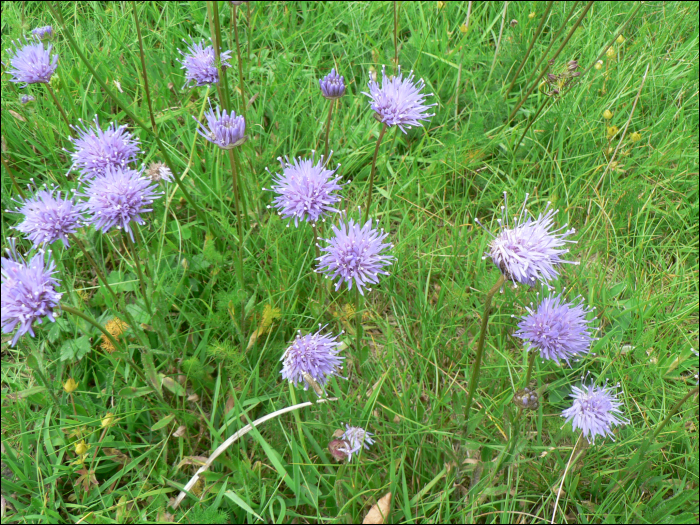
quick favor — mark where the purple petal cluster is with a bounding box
[20,94,35,105]
[363,66,437,133]
[338,425,374,462]
[1,241,62,347]
[68,117,141,181]
[316,214,394,296]
[6,39,58,86]
[561,382,628,444]
[319,68,346,99]
[179,40,232,87]
[81,166,160,241]
[266,153,343,226]
[479,193,578,286]
[194,103,246,149]
[514,294,594,364]
[13,188,85,249]
[280,327,344,391]
[31,26,54,41]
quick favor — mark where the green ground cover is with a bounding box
[1,1,698,523]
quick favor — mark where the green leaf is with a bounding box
[151,413,175,432]
[161,375,187,396]
[224,490,263,522]
[118,386,154,398]
[141,350,162,397]
[59,336,92,362]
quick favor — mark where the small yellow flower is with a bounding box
[594,60,603,70]
[630,132,642,142]
[64,378,79,394]
[616,34,625,44]
[606,47,615,58]
[459,23,468,33]
[437,1,445,9]
[603,110,613,120]
[528,12,536,19]
[75,440,89,456]
[101,412,115,428]
[606,126,619,139]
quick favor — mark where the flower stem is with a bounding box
[44,84,74,138]
[364,123,388,222]
[131,1,157,132]
[323,99,334,160]
[232,3,246,118]
[524,349,537,387]
[355,287,364,356]
[393,1,398,68]
[231,148,250,229]
[512,96,550,156]
[246,2,251,61]
[1,153,26,199]
[226,149,247,294]
[208,0,231,112]
[124,233,153,318]
[464,274,507,431]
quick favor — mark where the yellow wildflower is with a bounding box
[603,110,613,120]
[606,126,619,139]
[616,34,625,44]
[64,378,79,394]
[630,132,642,142]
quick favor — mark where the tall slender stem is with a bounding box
[393,1,398,68]
[231,148,250,229]
[225,149,247,336]
[1,153,26,199]
[524,349,537,387]
[355,287,364,355]
[323,100,334,160]
[513,96,550,156]
[505,0,553,99]
[651,385,699,441]
[364,123,388,222]
[124,233,153,317]
[131,1,157,132]
[464,274,507,430]
[246,2,251,61]
[232,4,246,117]
[44,84,74,138]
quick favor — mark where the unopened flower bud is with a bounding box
[594,60,603,70]
[606,47,615,58]
[75,440,89,456]
[616,34,625,44]
[101,412,115,428]
[64,378,79,394]
[603,109,613,120]
[630,131,642,142]
[528,12,536,19]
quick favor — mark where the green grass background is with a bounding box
[1,1,698,523]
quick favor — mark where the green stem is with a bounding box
[44,83,74,137]
[232,3,246,118]
[246,2,251,61]
[226,149,246,288]
[524,349,537,387]
[231,148,250,229]
[512,96,550,156]
[464,274,507,431]
[22,345,62,411]
[355,287,364,355]
[1,153,26,199]
[124,233,153,317]
[208,1,231,112]
[288,384,307,451]
[651,385,699,442]
[323,99,334,160]
[393,1,398,68]
[364,123,388,222]
[131,1,157,132]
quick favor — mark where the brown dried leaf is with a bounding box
[173,425,187,438]
[363,492,391,524]
[8,110,26,122]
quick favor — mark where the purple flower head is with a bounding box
[561,381,628,444]
[338,425,374,462]
[178,39,232,87]
[6,38,58,86]
[476,192,578,287]
[514,293,595,364]
[68,116,141,181]
[280,326,344,392]
[264,151,344,227]
[363,65,437,133]
[1,239,62,347]
[316,211,395,296]
[20,94,35,105]
[11,187,85,249]
[31,26,54,41]
[319,68,346,99]
[193,102,246,149]
[81,166,161,241]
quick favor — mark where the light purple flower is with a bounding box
[514,294,594,364]
[178,40,232,87]
[338,425,374,462]
[316,213,394,296]
[562,382,628,444]
[6,39,58,86]
[363,66,437,133]
[31,26,53,41]
[265,152,344,226]
[319,68,346,99]
[81,166,160,241]
[477,193,578,287]
[68,116,141,181]
[12,188,85,249]
[280,326,344,392]
[20,94,35,104]
[193,102,246,149]
[1,240,62,347]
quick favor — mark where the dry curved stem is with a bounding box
[551,433,585,524]
[169,397,338,510]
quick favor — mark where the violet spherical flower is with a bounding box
[178,39,232,87]
[319,68,346,99]
[31,26,53,41]
[514,294,594,364]
[316,213,395,296]
[363,65,437,133]
[561,382,628,444]
[339,425,374,462]
[20,94,35,105]
[68,116,141,181]
[280,326,344,392]
[1,240,62,347]
[12,188,85,249]
[265,152,344,226]
[193,102,246,149]
[477,193,578,287]
[6,38,58,87]
[81,166,161,241]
